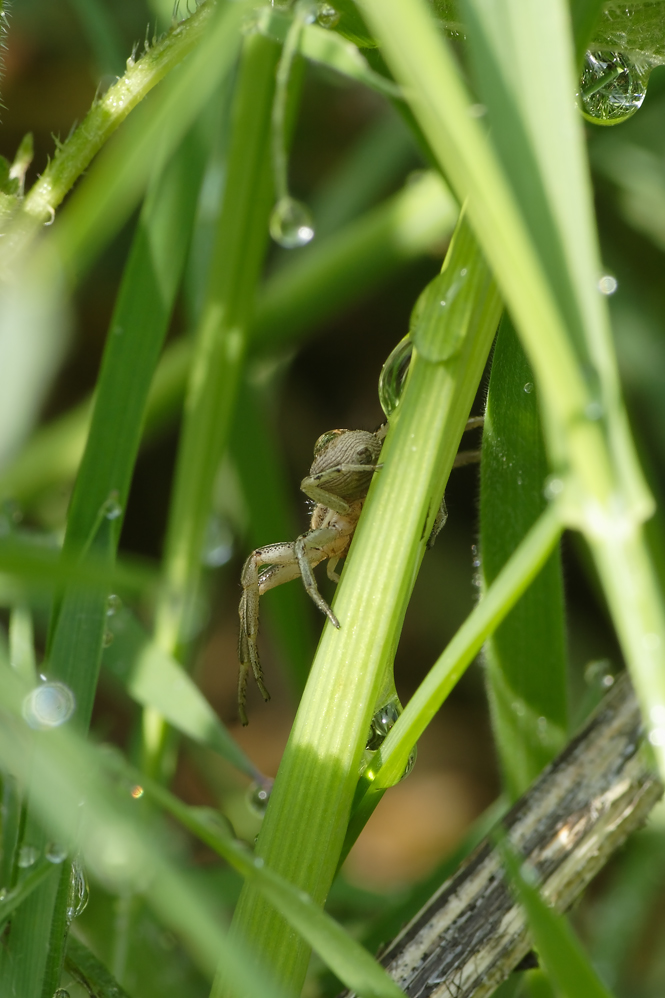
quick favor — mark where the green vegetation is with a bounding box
[0,0,664,996]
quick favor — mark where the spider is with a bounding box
[237,418,482,724]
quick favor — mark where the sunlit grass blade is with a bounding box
[103,608,258,779]
[120,768,406,998]
[497,831,616,998]
[225,215,501,997]
[481,317,567,800]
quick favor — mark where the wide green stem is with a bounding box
[220,217,501,996]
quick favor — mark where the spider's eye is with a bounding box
[313,429,347,457]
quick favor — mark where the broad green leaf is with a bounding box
[481,316,567,800]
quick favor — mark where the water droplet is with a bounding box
[269,196,315,249]
[378,336,413,418]
[299,0,318,23]
[102,491,123,520]
[67,859,89,921]
[316,2,340,27]
[523,382,534,394]
[471,544,481,569]
[53,990,70,998]
[366,697,401,752]
[544,476,565,501]
[247,780,273,817]
[17,845,38,868]
[361,694,416,782]
[254,856,265,868]
[578,51,649,125]
[598,274,618,295]
[202,515,234,568]
[22,682,76,729]
[585,400,603,421]
[130,785,144,799]
[106,593,122,617]
[649,727,665,747]
[45,842,68,864]
[512,699,526,717]
[102,630,114,648]
[602,673,615,687]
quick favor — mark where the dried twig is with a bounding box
[342,673,662,998]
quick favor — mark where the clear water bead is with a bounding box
[579,51,649,125]
[247,780,273,817]
[523,382,534,394]
[23,682,75,729]
[106,593,122,616]
[17,845,38,868]
[102,491,123,520]
[598,274,618,295]
[269,197,315,249]
[317,2,340,27]
[53,991,71,998]
[45,842,68,864]
[361,693,416,783]
[379,336,413,418]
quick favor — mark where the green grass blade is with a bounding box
[148,32,278,778]
[65,936,133,998]
[346,502,563,846]
[104,608,258,779]
[481,316,567,800]
[224,215,501,997]
[4,127,207,998]
[126,771,406,998]
[497,832,616,998]
[0,665,289,998]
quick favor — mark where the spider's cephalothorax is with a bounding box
[237,418,481,723]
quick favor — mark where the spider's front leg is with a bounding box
[238,541,300,725]
[300,463,381,514]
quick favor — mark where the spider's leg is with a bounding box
[301,463,382,513]
[238,541,298,723]
[326,557,340,583]
[295,527,341,627]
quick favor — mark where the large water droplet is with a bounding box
[598,274,618,295]
[67,859,89,921]
[53,990,70,998]
[269,197,315,248]
[247,780,273,817]
[361,693,416,783]
[17,845,38,868]
[22,682,76,729]
[317,2,340,27]
[579,51,649,125]
[202,515,234,568]
[523,382,534,394]
[379,336,413,418]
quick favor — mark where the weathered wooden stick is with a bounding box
[342,672,663,998]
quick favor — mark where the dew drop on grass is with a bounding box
[523,382,534,393]
[269,196,315,248]
[379,336,413,418]
[316,2,340,27]
[17,845,38,868]
[578,51,649,124]
[102,491,123,520]
[22,682,75,729]
[45,842,68,864]
[247,780,273,817]
[106,593,122,616]
[598,274,618,295]
[53,990,70,998]
[361,693,417,782]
